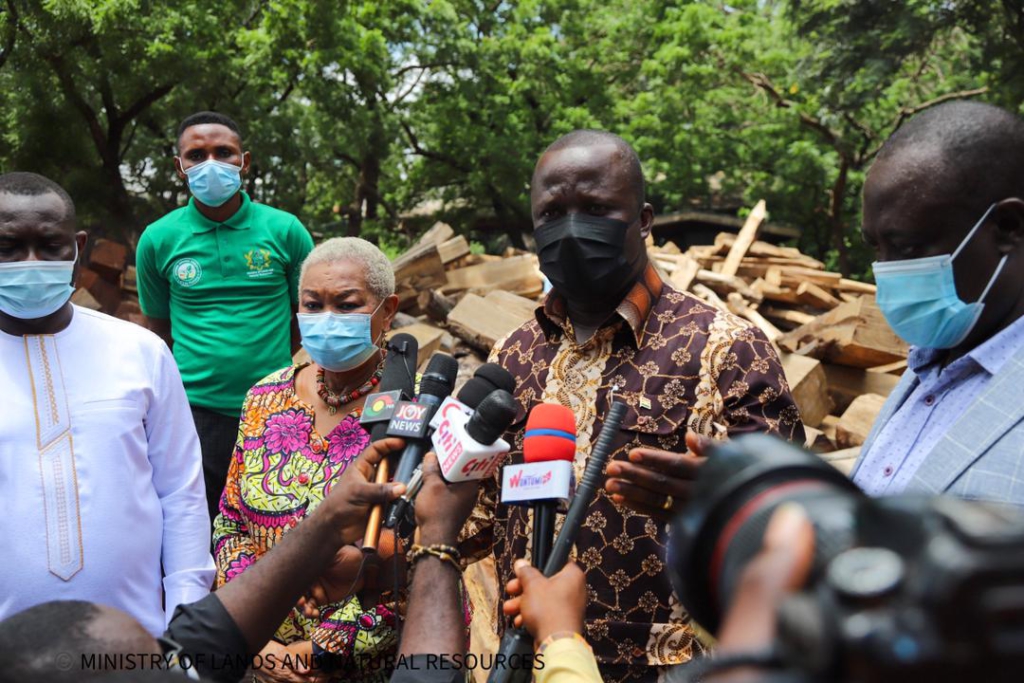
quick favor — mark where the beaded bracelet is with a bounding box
[537,631,591,656]
[408,543,462,573]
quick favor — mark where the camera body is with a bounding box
[669,435,1024,682]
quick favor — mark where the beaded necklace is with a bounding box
[315,358,384,416]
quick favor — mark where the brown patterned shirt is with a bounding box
[462,264,805,680]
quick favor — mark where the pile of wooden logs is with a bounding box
[393,205,907,476]
[646,200,906,474]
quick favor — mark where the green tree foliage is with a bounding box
[0,1,1020,275]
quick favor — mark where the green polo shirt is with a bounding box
[136,193,314,416]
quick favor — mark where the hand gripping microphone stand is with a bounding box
[487,400,628,683]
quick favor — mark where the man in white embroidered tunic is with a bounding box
[0,172,214,636]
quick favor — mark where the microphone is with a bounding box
[360,333,418,439]
[359,333,418,552]
[455,362,516,409]
[389,388,518,532]
[501,404,577,570]
[434,389,517,482]
[385,353,459,528]
[488,400,627,683]
[426,362,517,432]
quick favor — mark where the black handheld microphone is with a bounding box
[359,333,418,552]
[487,400,627,683]
[384,353,459,527]
[359,333,419,440]
[456,362,516,409]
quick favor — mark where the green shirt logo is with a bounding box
[172,258,203,287]
[244,248,275,278]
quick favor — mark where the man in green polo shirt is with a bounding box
[137,111,314,525]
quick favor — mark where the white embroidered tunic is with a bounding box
[0,306,215,635]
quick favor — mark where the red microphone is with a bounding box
[502,403,577,568]
[523,403,577,463]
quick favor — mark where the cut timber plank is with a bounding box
[121,265,138,295]
[398,322,445,368]
[442,254,542,299]
[780,353,833,428]
[868,359,908,375]
[447,291,536,353]
[822,364,901,414]
[714,233,825,269]
[750,279,801,305]
[415,221,454,247]
[727,293,782,342]
[720,200,767,277]
[836,278,876,295]
[777,296,908,368]
[691,283,728,312]
[438,236,471,265]
[696,269,762,302]
[392,242,447,310]
[761,305,816,327]
[669,254,700,292]
[417,289,455,324]
[70,287,102,311]
[77,266,122,314]
[836,393,887,448]
[821,446,861,476]
[89,238,128,283]
[796,282,841,309]
[465,557,500,683]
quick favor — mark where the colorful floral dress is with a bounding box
[213,364,397,681]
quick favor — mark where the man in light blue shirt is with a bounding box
[851,101,1024,504]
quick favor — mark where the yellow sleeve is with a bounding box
[535,637,602,683]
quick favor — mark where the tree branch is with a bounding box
[886,86,989,137]
[120,82,177,125]
[740,70,843,150]
[392,61,454,79]
[400,119,472,173]
[334,149,361,167]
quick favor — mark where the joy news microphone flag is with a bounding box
[488,399,628,683]
[385,353,459,528]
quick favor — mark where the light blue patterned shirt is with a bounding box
[854,314,1024,496]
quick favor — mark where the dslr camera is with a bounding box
[669,435,1024,682]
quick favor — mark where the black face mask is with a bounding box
[534,213,645,306]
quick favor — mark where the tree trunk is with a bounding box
[829,158,851,277]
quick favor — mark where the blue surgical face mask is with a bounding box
[180,158,243,207]
[0,244,78,320]
[297,299,386,372]
[873,203,1009,349]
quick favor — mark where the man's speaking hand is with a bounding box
[604,431,711,521]
[503,560,586,647]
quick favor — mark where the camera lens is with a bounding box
[668,434,864,633]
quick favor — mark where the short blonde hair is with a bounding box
[299,237,395,303]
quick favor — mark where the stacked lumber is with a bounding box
[71,238,147,326]
[647,200,908,473]
[388,224,543,371]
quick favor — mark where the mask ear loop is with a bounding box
[952,203,998,260]
[951,202,1009,306]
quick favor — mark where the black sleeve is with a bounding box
[389,655,466,683]
[164,593,250,683]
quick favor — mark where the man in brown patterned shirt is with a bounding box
[462,131,805,682]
